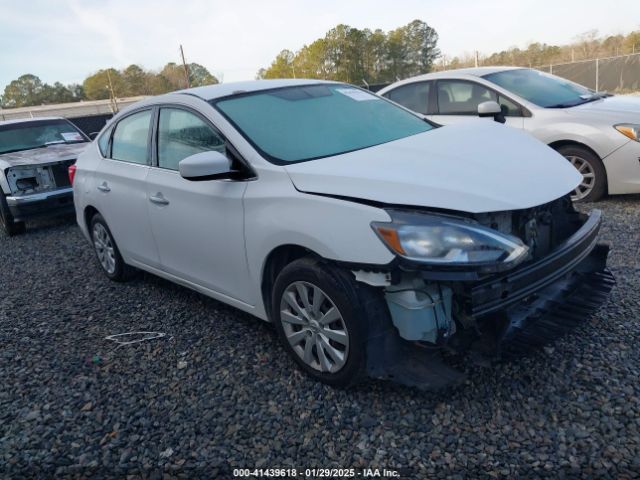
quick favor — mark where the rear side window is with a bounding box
[111,110,152,165]
[97,126,112,157]
[437,80,496,115]
[384,82,430,115]
[157,108,226,171]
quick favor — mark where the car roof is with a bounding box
[410,66,524,81]
[377,66,526,94]
[0,116,66,126]
[177,79,340,101]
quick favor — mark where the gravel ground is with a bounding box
[1,196,639,479]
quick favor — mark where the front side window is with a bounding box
[437,80,497,115]
[483,68,594,108]
[0,119,87,155]
[157,108,226,170]
[384,82,430,115]
[212,84,432,164]
[111,110,152,165]
[497,95,522,116]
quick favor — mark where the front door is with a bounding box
[429,79,524,129]
[145,106,252,303]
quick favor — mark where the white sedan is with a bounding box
[71,80,613,388]
[378,67,640,201]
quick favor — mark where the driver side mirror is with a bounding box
[179,151,234,181]
[478,101,506,124]
[89,132,99,140]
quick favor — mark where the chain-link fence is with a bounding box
[536,52,640,92]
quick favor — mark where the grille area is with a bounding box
[50,160,75,188]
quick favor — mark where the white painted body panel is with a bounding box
[73,79,584,321]
[378,69,640,194]
[285,122,581,213]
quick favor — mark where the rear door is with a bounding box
[94,109,160,267]
[430,79,524,128]
[145,105,251,302]
[382,81,433,118]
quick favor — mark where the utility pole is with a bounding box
[106,69,119,113]
[180,44,190,88]
[474,51,479,67]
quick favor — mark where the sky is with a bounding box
[1,0,638,92]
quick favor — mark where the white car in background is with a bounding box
[72,80,613,389]
[378,67,640,201]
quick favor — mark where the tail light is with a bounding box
[68,164,77,185]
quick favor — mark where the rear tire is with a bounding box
[89,213,137,282]
[0,192,26,236]
[556,145,607,202]
[271,256,383,387]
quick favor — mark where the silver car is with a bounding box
[0,117,89,235]
[378,67,640,201]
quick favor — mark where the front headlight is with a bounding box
[372,210,529,269]
[615,124,640,142]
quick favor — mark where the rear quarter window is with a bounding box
[97,126,112,157]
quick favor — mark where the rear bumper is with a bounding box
[6,187,74,221]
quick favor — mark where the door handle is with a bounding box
[149,193,169,206]
[97,182,110,192]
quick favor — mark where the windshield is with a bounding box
[483,69,596,108]
[0,119,87,155]
[212,84,432,163]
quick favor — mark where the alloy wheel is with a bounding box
[279,281,349,373]
[566,155,596,201]
[93,223,116,274]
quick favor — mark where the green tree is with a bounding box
[160,62,189,90]
[259,19,440,84]
[623,31,640,54]
[2,74,45,107]
[83,68,126,100]
[40,82,75,104]
[68,84,85,101]
[188,63,218,87]
[262,50,296,79]
[122,64,149,96]
[403,19,440,75]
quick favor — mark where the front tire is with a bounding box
[0,192,26,236]
[90,213,136,282]
[271,257,373,387]
[556,145,607,202]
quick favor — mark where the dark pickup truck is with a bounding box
[0,117,89,235]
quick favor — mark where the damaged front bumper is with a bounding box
[363,209,614,389]
[6,187,75,222]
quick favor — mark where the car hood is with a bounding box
[0,143,89,169]
[570,95,640,122]
[284,122,581,214]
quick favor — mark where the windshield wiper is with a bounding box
[546,92,609,109]
[0,145,48,155]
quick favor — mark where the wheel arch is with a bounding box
[260,244,321,322]
[83,205,100,231]
[548,140,609,194]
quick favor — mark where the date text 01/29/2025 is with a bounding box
[233,468,402,478]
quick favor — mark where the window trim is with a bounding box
[105,107,154,165]
[151,103,256,180]
[434,79,529,117]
